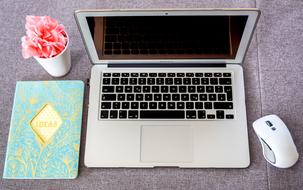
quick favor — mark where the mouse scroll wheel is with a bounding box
[260,138,276,164]
[265,120,273,127]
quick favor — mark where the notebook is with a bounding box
[74,9,259,168]
[3,81,84,179]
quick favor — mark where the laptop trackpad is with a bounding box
[141,125,193,163]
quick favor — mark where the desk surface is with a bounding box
[0,0,302,189]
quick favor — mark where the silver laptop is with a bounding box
[75,9,260,168]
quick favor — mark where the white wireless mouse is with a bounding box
[253,114,299,168]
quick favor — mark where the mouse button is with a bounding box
[260,138,276,164]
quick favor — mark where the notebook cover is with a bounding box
[3,81,84,179]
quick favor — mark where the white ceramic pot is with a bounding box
[34,37,71,77]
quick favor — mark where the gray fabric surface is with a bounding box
[0,0,302,189]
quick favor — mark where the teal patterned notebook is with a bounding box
[3,81,84,179]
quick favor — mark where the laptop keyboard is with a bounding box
[100,72,234,120]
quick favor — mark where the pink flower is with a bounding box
[21,16,67,59]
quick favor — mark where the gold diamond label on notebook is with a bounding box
[30,104,62,144]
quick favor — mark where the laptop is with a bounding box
[75,9,260,168]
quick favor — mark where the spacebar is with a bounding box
[140,111,185,119]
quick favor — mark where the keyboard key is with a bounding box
[170,86,178,93]
[156,78,164,85]
[214,102,233,109]
[179,86,186,93]
[136,94,144,101]
[102,86,114,93]
[152,86,160,93]
[125,86,132,92]
[192,78,200,85]
[219,78,232,85]
[113,102,120,109]
[218,94,226,101]
[226,114,234,119]
[140,73,148,77]
[216,110,225,119]
[190,94,198,101]
[210,78,218,85]
[140,102,148,109]
[122,73,129,77]
[113,73,120,77]
[209,94,216,101]
[143,86,150,93]
[183,78,191,85]
[201,78,209,84]
[195,73,203,77]
[177,102,185,109]
[127,94,134,101]
[215,86,223,93]
[100,110,109,119]
[159,73,166,77]
[186,73,194,77]
[128,110,138,119]
[223,73,231,77]
[103,78,110,84]
[122,102,130,109]
[197,86,205,93]
[214,73,222,77]
[130,78,137,85]
[161,86,169,93]
[119,110,127,119]
[101,102,111,109]
[149,73,157,77]
[149,102,157,109]
[139,78,146,85]
[102,94,116,101]
[188,86,196,93]
[205,102,212,109]
[165,78,173,85]
[177,73,185,77]
[134,86,141,93]
[103,73,111,77]
[195,102,203,109]
[140,111,184,119]
[198,110,206,119]
[199,94,207,101]
[112,78,119,85]
[168,73,175,77]
[172,94,180,101]
[163,94,171,101]
[181,94,189,101]
[121,78,128,84]
[145,94,152,101]
[158,102,166,109]
[154,94,162,101]
[168,102,175,109]
[207,114,215,119]
[206,86,214,93]
[116,86,123,92]
[117,94,125,101]
[205,73,212,77]
[131,102,139,109]
[110,110,118,119]
[174,78,182,85]
[186,111,196,119]
[186,102,194,109]
[148,78,155,85]
[131,73,139,77]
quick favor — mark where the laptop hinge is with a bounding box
[108,63,226,68]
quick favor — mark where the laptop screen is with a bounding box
[86,16,248,60]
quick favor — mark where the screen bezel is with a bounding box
[75,9,260,65]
